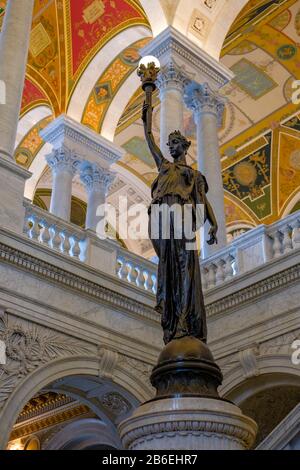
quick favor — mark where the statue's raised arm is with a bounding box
[142,102,165,170]
[138,61,165,170]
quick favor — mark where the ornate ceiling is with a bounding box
[2,0,300,255]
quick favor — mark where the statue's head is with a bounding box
[167,131,191,159]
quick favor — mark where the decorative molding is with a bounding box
[259,329,300,356]
[40,115,124,165]
[121,418,256,450]
[100,392,130,416]
[9,403,90,441]
[1,237,300,326]
[80,161,115,194]
[206,263,300,317]
[0,242,158,323]
[16,394,74,424]
[156,60,191,97]
[118,355,154,395]
[140,27,233,88]
[0,312,94,411]
[185,82,226,127]
[98,347,119,380]
[239,347,259,379]
[46,146,80,176]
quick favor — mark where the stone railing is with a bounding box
[201,210,300,290]
[23,199,88,262]
[23,200,158,294]
[23,200,300,295]
[116,247,157,294]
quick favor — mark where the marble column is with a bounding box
[0,0,34,160]
[46,147,79,221]
[185,83,227,258]
[80,162,114,232]
[0,0,34,233]
[156,61,189,158]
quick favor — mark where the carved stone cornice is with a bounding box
[0,242,158,323]
[9,403,90,441]
[140,27,233,89]
[206,263,300,317]
[40,114,124,166]
[1,239,300,324]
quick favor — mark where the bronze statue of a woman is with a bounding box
[139,63,218,346]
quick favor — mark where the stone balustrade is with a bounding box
[117,248,158,294]
[201,210,300,290]
[23,199,88,262]
[23,199,300,295]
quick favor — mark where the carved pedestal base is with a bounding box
[119,337,257,450]
[119,397,257,450]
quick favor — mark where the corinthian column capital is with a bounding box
[80,161,115,195]
[156,61,192,97]
[185,82,226,128]
[46,146,80,176]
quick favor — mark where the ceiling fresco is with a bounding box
[81,36,151,132]
[0,0,149,116]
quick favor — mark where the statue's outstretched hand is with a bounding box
[207,225,218,245]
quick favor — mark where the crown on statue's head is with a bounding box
[168,130,192,151]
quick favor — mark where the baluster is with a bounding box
[144,271,154,292]
[70,236,81,259]
[129,266,138,285]
[200,265,208,291]
[60,231,71,255]
[23,214,30,236]
[224,254,234,281]
[292,219,300,249]
[207,263,216,289]
[118,259,130,281]
[151,274,157,294]
[116,259,123,278]
[39,220,51,246]
[272,230,282,258]
[49,225,61,250]
[28,216,40,241]
[282,225,293,254]
[136,268,145,288]
[215,259,225,285]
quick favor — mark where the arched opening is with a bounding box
[224,372,300,447]
[6,373,140,451]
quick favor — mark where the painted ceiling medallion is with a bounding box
[233,161,258,187]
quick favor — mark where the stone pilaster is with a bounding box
[185,82,227,258]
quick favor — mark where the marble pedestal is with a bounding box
[119,337,257,450]
[119,397,257,450]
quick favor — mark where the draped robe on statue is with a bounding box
[148,158,209,345]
